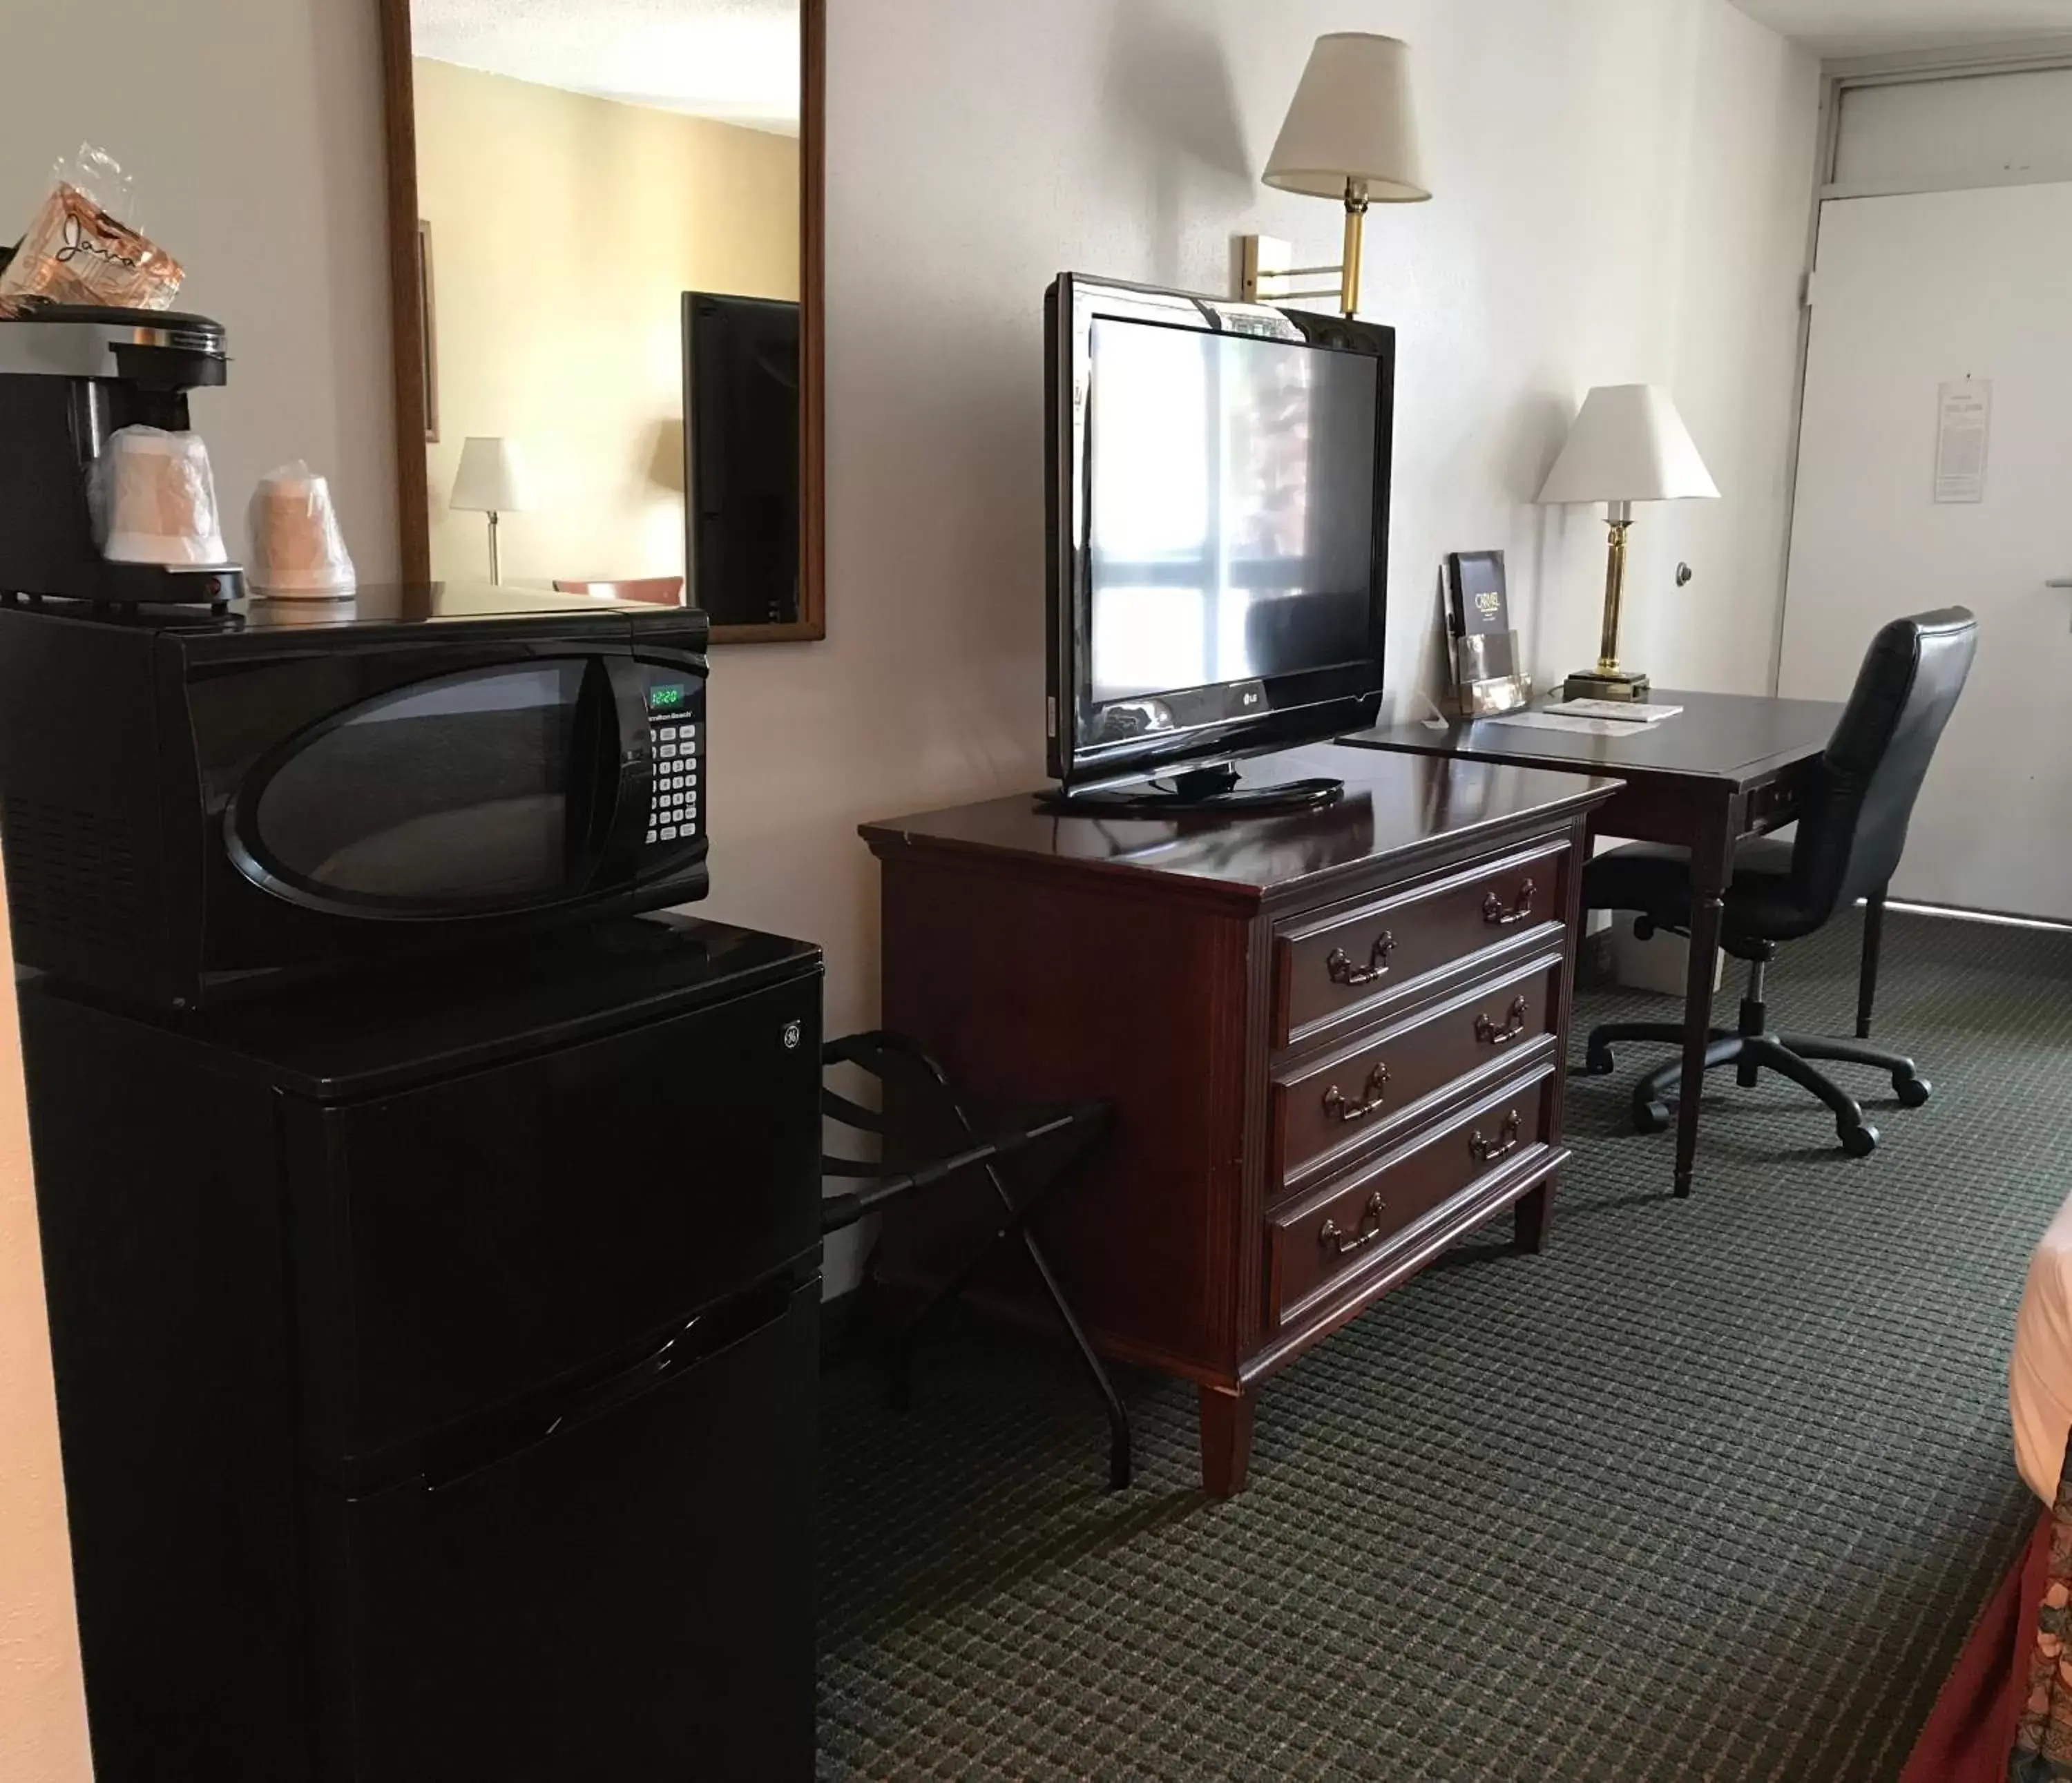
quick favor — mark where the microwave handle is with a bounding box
[588,657,655,885]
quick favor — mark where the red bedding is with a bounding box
[1903,1510,2053,1782]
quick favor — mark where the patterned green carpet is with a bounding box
[816,910,2072,1780]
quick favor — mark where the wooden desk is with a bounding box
[861,744,1618,1494]
[1340,690,1844,1197]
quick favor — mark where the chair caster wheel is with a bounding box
[1894,1073,1930,1109]
[1584,1045,1616,1076]
[1840,1121,1879,1158]
[1633,1099,1670,1135]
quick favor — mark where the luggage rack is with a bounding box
[819,1030,1131,1490]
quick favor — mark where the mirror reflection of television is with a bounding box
[1044,273,1393,806]
[683,291,800,628]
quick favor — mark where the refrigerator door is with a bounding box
[312,1277,817,1783]
[285,967,821,1467]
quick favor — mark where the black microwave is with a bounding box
[0,584,711,1009]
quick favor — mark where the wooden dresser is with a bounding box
[861,743,1620,1494]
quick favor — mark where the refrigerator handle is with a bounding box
[423,1328,675,1493]
[420,1275,798,1492]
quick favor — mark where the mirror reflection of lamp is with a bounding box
[449,436,534,584]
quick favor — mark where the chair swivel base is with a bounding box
[1581,1023,1929,1158]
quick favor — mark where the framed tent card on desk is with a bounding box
[1445,551,1530,717]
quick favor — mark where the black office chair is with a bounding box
[1581,608,1978,1157]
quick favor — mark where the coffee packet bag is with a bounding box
[0,144,183,317]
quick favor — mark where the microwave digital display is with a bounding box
[649,683,689,711]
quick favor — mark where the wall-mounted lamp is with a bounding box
[1240,32,1431,317]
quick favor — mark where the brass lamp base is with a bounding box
[1564,504,1649,702]
[1562,666,1651,702]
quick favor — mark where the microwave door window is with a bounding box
[249,663,591,906]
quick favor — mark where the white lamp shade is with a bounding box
[449,436,534,512]
[1264,34,1430,203]
[1535,385,1721,505]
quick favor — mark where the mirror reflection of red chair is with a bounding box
[553,577,685,606]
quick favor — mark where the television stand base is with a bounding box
[1037,762,1343,816]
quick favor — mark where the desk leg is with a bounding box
[1198,1384,1255,1498]
[1675,813,1734,1199]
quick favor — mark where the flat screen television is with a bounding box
[683,291,799,628]
[1044,273,1394,811]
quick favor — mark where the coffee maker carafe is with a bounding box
[0,305,242,607]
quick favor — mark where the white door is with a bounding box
[1779,182,2072,921]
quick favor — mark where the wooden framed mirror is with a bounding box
[376,0,824,644]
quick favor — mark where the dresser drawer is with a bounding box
[1265,1068,1553,1331]
[1274,842,1569,1048]
[1272,956,1562,1197]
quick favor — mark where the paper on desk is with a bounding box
[1540,698,1683,723]
[1482,711,1649,738]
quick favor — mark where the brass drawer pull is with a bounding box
[1481,878,1536,927]
[1321,1062,1389,1124]
[1318,1191,1388,1257]
[1475,995,1531,1048]
[1470,1110,1524,1164]
[1326,931,1395,987]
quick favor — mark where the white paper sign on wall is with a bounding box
[1934,378,1991,503]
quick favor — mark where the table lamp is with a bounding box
[449,436,533,585]
[1242,33,1431,317]
[1536,385,1719,702]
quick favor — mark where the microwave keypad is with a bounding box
[644,720,702,845]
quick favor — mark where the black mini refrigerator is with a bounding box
[19,916,823,1782]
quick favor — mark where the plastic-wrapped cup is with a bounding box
[98,426,229,566]
[247,462,356,597]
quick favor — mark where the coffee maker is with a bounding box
[0,304,242,607]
